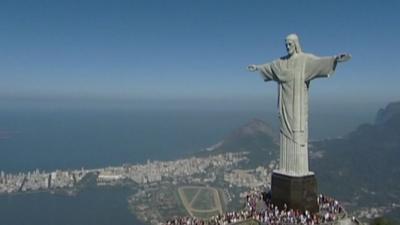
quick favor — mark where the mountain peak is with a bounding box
[375,101,400,125]
[231,118,276,139]
[197,118,278,161]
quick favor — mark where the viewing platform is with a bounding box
[163,192,362,225]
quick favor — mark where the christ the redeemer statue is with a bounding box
[248,34,350,176]
[247,34,351,211]
[247,34,351,177]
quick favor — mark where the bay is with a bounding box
[0,186,138,225]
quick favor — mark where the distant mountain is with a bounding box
[310,101,400,220]
[196,119,279,167]
[375,101,400,125]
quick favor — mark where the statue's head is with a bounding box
[285,34,302,56]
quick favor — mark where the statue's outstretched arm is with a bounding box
[247,63,277,82]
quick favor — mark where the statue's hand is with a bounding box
[335,53,351,62]
[247,64,258,72]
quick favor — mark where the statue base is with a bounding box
[271,171,318,213]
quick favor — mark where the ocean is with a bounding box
[0,109,271,173]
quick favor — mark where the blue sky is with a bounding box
[0,0,399,110]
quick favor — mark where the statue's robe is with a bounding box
[258,53,336,176]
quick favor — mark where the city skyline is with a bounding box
[1,0,399,110]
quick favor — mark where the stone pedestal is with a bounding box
[271,171,318,213]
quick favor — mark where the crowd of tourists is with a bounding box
[163,191,346,225]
